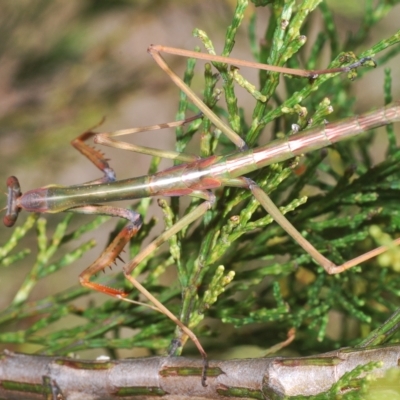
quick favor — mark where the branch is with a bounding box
[1,345,399,399]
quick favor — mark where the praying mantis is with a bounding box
[4,44,400,386]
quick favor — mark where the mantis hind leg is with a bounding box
[224,177,400,274]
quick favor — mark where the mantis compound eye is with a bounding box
[4,176,22,227]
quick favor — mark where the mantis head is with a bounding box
[4,176,22,227]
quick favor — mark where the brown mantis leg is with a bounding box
[70,119,118,185]
[94,113,202,162]
[149,44,374,79]
[148,45,248,150]
[66,205,142,296]
[224,177,400,274]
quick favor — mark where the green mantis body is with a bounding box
[6,101,400,226]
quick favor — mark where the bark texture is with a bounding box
[0,345,399,399]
